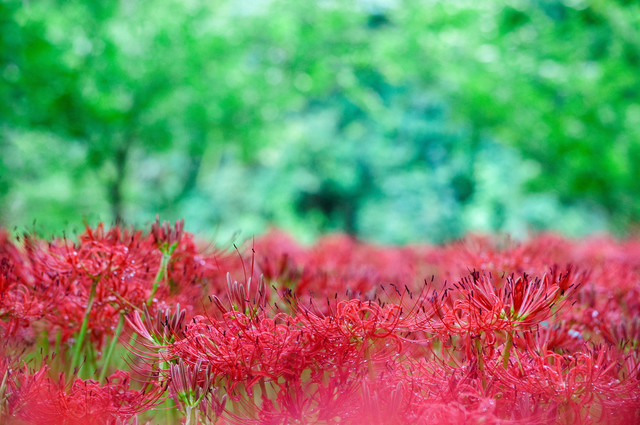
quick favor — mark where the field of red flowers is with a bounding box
[1,219,639,424]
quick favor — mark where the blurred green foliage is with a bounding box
[1,0,637,243]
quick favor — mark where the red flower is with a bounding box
[2,364,163,425]
[428,267,581,337]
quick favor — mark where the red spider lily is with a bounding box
[293,298,407,361]
[2,220,225,361]
[127,297,411,419]
[15,224,158,346]
[215,272,268,319]
[159,230,224,312]
[239,372,362,424]
[1,363,164,425]
[219,358,414,424]
[359,380,406,425]
[151,217,184,253]
[126,304,186,347]
[123,304,188,388]
[167,358,215,424]
[0,231,64,341]
[252,229,306,283]
[495,345,640,424]
[147,217,215,309]
[433,233,573,282]
[513,321,586,354]
[284,233,420,301]
[166,311,315,389]
[4,223,640,424]
[505,266,579,324]
[428,267,581,338]
[0,257,46,340]
[600,315,640,349]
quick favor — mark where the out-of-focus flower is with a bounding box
[1,364,163,425]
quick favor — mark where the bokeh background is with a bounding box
[1,0,639,244]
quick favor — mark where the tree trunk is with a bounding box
[109,141,130,225]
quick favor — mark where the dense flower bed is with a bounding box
[1,220,639,424]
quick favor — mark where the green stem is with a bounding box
[161,398,179,425]
[148,252,171,306]
[42,329,50,359]
[365,344,375,380]
[54,328,62,371]
[70,278,98,375]
[475,338,487,389]
[502,332,513,369]
[99,311,125,382]
[0,368,9,413]
[185,406,197,425]
[83,337,98,378]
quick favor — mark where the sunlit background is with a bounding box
[1,0,638,244]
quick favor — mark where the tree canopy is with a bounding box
[1,0,638,242]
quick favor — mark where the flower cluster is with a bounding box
[1,224,640,424]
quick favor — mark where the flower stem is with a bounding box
[0,368,9,414]
[83,337,98,378]
[502,332,513,369]
[148,252,172,306]
[185,406,197,425]
[475,338,487,389]
[70,278,98,375]
[365,345,375,380]
[54,328,62,370]
[41,329,50,358]
[99,311,125,382]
